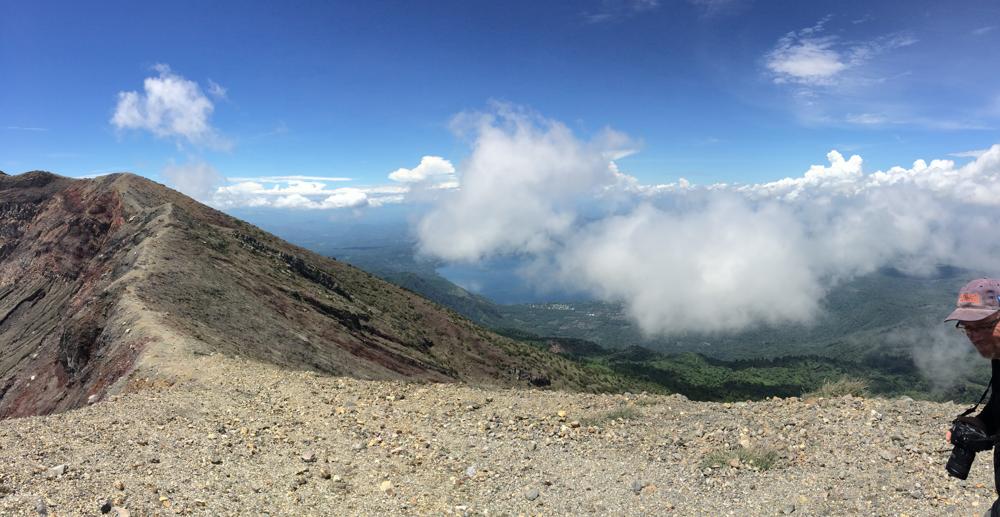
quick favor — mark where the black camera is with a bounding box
[947,417,995,480]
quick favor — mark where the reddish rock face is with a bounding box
[0,172,138,418]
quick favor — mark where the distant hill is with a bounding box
[334,243,990,402]
[0,171,644,418]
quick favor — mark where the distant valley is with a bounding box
[295,236,990,403]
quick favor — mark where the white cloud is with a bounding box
[388,156,456,183]
[212,178,384,210]
[766,19,916,87]
[270,189,368,210]
[226,175,352,183]
[973,26,996,36]
[416,104,631,262]
[206,79,227,99]
[845,113,887,125]
[949,148,989,158]
[413,105,1000,335]
[582,0,660,23]
[687,0,740,16]
[112,64,229,149]
[162,161,223,202]
[767,36,846,85]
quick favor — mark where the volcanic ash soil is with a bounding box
[0,353,994,516]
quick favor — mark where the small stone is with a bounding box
[210,456,222,465]
[319,468,331,479]
[465,466,477,478]
[878,450,895,461]
[301,450,317,463]
[100,500,113,514]
[524,488,540,501]
[782,504,796,514]
[379,480,393,493]
[113,480,125,491]
[36,499,47,516]
[557,410,567,418]
[111,508,130,517]
[630,479,644,494]
[528,442,537,451]
[87,394,98,405]
[46,464,67,479]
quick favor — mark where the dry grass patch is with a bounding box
[802,376,869,399]
[579,405,641,427]
[701,446,781,471]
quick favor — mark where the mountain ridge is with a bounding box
[0,171,638,418]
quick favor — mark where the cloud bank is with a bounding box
[112,64,229,149]
[415,105,1000,335]
[213,179,376,210]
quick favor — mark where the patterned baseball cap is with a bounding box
[945,278,1000,322]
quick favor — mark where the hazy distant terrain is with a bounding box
[315,236,990,402]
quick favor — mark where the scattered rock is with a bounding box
[379,480,393,494]
[100,499,112,514]
[46,464,67,479]
[630,479,645,494]
[524,488,540,501]
[465,466,477,478]
[782,504,796,514]
[35,498,47,516]
[301,450,316,463]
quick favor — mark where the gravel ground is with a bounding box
[0,353,994,516]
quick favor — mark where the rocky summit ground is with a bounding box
[0,352,993,517]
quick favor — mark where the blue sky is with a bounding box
[2,0,999,196]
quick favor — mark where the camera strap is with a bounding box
[960,374,993,418]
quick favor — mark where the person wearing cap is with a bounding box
[945,278,1000,516]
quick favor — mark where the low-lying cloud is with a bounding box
[415,105,1000,335]
[213,179,375,210]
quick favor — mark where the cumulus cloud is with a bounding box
[162,161,224,202]
[414,105,1000,335]
[112,64,229,149]
[416,105,632,262]
[388,156,456,184]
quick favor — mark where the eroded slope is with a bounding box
[0,172,635,418]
